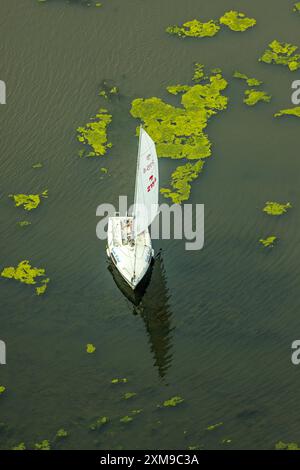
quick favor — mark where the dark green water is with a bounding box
[1,0,300,450]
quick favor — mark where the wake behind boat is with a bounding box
[106,127,159,290]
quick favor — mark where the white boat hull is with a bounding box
[107,216,154,290]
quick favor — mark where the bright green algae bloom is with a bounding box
[259,40,300,71]
[89,416,109,431]
[111,377,128,384]
[120,415,133,424]
[34,440,50,451]
[0,386,6,394]
[1,260,49,295]
[166,19,220,38]
[86,343,96,353]
[56,428,68,439]
[259,236,277,248]
[207,422,223,431]
[293,3,300,13]
[275,441,300,450]
[77,108,112,157]
[9,189,48,211]
[233,71,262,87]
[275,106,300,118]
[263,201,292,216]
[12,442,26,450]
[130,66,228,203]
[162,396,184,407]
[123,392,137,400]
[244,90,271,106]
[219,11,256,32]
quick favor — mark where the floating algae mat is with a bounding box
[275,106,300,118]
[293,3,300,13]
[9,189,48,211]
[259,236,277,248]
[166,19,220,38]
[259,40,300,71]
[233,71,263,87]
[219,11,256,32]
[77,108,112,157]
[1,260,50,296]
[166,11,256,39]
[243,90,271,106]
[262,201,292,216]
[130,65,228,203]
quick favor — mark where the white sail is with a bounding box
[133,128,159,236]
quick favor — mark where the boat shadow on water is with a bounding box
[108,251,174,379]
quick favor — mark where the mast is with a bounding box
[132,125,142,281]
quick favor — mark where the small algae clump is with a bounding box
[77,108,112,157]
[259,236,277,248]
[166,19,220,38]
[32,162,43,169]
[244,90,271,106]
[86,343,96,354]
[123,392,137,400]
[120,415,133,424]
[130,65,228,203]
[207,422,223,431]
[99,81,119,100]
[219,11,256,32]
[293,3,300,13]
[111,378,128,384]
[233,71,262,87]
[36,278,50,296]
[263,201,292,216]
[162,396,184,407]
[192,63,206,83]
[275,441,300,450]
[259,40,300,71]
[89,416,109,431]
[17,221,31,228]
[12,442,26,451]
[9,190,48,211]
[56,428,68,439]
[34,440,51,451]
[0,386,6,394]
[1,260,49,295]
[275,107,300,118]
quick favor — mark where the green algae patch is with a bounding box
[12,442,26,450]
[17,221,31,228]
[160,160,204,204]
[130,66,228,203]
[120,415,133,424]
[99,81,119,100]
[207,422,223,431]
[86,343,96,354]
[293,3,300,13]
[193,63,206,83]
[1,260,49,295]
[0,386,6,394]
[123,392,137,400]
[162,396,184,407]
[166,19,220,39]
[9,190,48,211]
[259,40,300,71]
[259,236,277,248]
[233,71,262,87]
[275,106,300,118]
[77,108,112,157]
[244,90,271,106]
[263,201,292,216]
[219,11,256,32]
[34,440,50,450]
[275,441,300,450]
[55,428,68,439]
[111,378,128,384]
[32,162,43,169]
[89,416,109,431]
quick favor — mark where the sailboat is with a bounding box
[106,127,159,290]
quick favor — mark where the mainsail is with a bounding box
[133,128,159,236]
